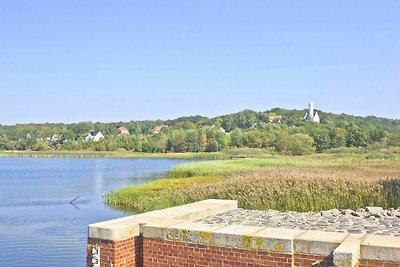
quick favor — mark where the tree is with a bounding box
[32,139,50,151]
[306,124,331,152]
[346,123,368,147]
[243,130,263,148]
[185,130,199,152]
[230,129,243,148]
[207,129,230,151]
[199,131,207,152]
[277,130,290,152]
[330,128,347,148]
[288,134,315,155]
[168,129,188,152]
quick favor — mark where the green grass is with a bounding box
[166,153,391,178]
[168,157,319,178]
[107,175,226,212]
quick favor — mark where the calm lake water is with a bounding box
[0,157,194,267]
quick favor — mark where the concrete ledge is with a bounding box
[88,199,238,241]
[211,225,265,249]
[294,230,349,256]
[253,228,305,253]
[333,234,365,267]
[361,234,400,263]
[144,222,226,244]
[140,218,187,240]
[144,223,305,254]
[141,199,238,221]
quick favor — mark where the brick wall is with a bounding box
[142,238,292,267]
[87,236,400,267]
[87,236,142,267]
[293,253,333,267]
[359,260,400,267]
[87,200,400,267]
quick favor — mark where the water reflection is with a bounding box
[0,157,194,267]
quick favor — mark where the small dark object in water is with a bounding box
[70,195,79,204]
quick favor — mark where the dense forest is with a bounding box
[1,108,400,155]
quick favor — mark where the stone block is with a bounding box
[211,224,265,249]
[333,234,365,267]
[361,234,400,263]
[294,230,349,256]
[141,218,186,240]
[164,222,226,245]
[252,227,305,253]
[88,199,238,241]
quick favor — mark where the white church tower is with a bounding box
[304,102,320,123]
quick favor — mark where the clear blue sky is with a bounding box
[0,1,399,125]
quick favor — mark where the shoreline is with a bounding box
[0,150,228,160]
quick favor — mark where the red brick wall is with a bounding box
[293,253,333,267]
[359,260,400,267]
[87,236,142,267]
[142,238,293,267]
[87,236,400,267]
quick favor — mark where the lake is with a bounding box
[0,157,194,267]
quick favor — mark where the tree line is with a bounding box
[0,108,399,155]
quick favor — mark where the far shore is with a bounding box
[0,150,228,160]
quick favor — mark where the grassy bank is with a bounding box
[0,150,229,160]
[106,175,226,212]
[107,154,400,213]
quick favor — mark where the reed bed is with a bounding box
[166,166,400,212]
[107,175,226,212]
[107,156,400,213]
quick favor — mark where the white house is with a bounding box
[85,131,104,142]
[303,102,320,123]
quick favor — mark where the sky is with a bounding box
[0,1,399,125]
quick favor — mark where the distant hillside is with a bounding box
[1,108,399,154]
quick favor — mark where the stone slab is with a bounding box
[142,199,238,221]
[294,230,349,256]
[162,222,227,245]
[361,234,400,263]
[89,199,238,241]
[333,234,365,267]
[141,218,187,240]
[253,227,306,253]
[211,224,265,249]
[88,216,158,240]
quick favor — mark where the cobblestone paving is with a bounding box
[198,207,400,236]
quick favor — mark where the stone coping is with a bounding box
[142,222,400,265]
[89,199,400,265]
[88,199,238,241]
[361,234,400,263]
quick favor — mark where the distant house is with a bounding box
[116,126,130,136]
[153,125,168,134]
[268,114,282,124]
[85,131,104,142]
[46,135,58,142]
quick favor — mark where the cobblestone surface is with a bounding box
[198,207,400,236]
